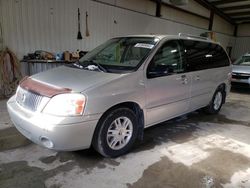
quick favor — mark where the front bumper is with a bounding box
[231,78,250,85]
[7,96,100,151]
[231,71,250,86]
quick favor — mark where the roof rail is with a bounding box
[178,33,210,41]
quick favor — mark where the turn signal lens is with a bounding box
[75,99,85,115]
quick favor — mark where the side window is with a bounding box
[211,44,230,68]
[147,40,184,78]
[183,40,230,72]
[183,40,212,71]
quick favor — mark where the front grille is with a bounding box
[232,73,250,80]
[16,87,44,111]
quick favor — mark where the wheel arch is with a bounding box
[217,83,227,104]
[91,101,145,146]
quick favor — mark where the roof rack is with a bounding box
[178,33,210,41]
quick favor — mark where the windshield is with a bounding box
[234,55,250,66]
[78,37,158,73]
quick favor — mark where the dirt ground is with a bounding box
[0,87,250,188]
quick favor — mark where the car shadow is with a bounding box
[72,109,237,158]
[231,85,250,94]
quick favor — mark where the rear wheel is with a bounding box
[92,108,138,157]
[205,88,224,114]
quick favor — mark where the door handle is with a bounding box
[176,75,188,84]
[182,78,188,84]
[176,75,186,80]
[195,75,200,81]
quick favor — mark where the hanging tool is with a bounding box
[85,11,90,37]
[77,8,83,40]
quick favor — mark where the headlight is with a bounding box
[43,93,86,116]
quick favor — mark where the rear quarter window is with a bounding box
[182,40,230,72]
[210,44,230,68]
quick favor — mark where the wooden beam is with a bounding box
[221,4,250,11]
[239,21,250,24]
[155,0,162,17]
[212,0,249,6]
[160,2,209,20]
[193,0,235,24]
[208,10,214,30]
[228,11,250,17]
[234,25,238,37]
[232,16,250,25]
[233,17,250,21]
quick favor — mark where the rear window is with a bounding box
[182,40,230,72]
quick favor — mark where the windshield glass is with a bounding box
[79,37,158,73]
[234,55,250,66]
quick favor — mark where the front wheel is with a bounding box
[205,88,224,114]
[92,108,138,157]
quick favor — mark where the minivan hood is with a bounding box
[31,66,123,92]
[232,65,250,74]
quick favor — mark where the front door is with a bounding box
[145,40,191,127]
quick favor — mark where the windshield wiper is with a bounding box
[81,60,108,72]
[67,61,84,69]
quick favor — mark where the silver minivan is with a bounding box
[7,34,231,157]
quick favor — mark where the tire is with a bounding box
[205,88,224,114]
[92,108,138,157]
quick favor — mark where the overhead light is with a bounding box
[205,54,212,58]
